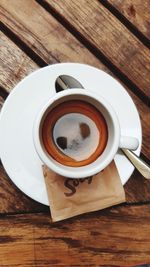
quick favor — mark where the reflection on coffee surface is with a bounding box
[42,100,108,167]
[53,113,100,161]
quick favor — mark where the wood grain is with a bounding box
[0,157,149,215]
[0,0,108,84]
[0,31,38,92]
[0,2,150,158]
[0,205,149,266]
[107,0,150,40]
[125,169,150,203]
[44,0,150,99]
[0,165,48,213]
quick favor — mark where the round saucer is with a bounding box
[0,63,142,205]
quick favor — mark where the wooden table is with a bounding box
[0,0,150,266]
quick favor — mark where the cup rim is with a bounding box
[33,88,120,178]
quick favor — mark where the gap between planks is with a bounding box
[0,85,9,99]
[99,0,150,49]
[35,0,150,107]
[0,2,149,107]
[0,202,149,219]
[0,22,47,68]
[43,0,149,100]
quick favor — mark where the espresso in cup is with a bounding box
[34,88,139,178]
[42,100,108,167]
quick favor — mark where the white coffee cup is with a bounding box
[33,89,139,178]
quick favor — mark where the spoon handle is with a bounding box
[121,148,150,179]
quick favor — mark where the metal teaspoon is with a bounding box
[55,75,150,179]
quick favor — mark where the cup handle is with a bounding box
[119,136,139,150]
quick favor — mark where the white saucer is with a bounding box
[0,63,142,205]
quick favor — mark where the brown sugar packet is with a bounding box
[43,161,126,222]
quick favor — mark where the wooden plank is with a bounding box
[0,0,109,86]
[0,165,48,213]
[0,205,149,266]
[44,0,150,99]
[125,169,150,203]
[0,34,45,213]
[107,0,150,40]
[0,1,149,159]
[0,157,149,215]
[0,31,38,93]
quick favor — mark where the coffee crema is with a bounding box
[42,100,108,167]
